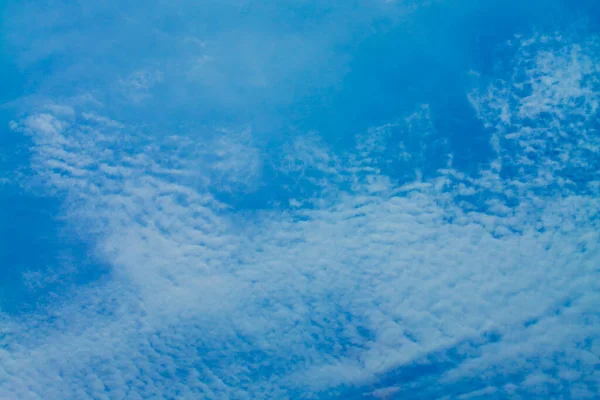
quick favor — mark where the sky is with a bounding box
[1,0,599,399]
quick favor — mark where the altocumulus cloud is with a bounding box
[1,1,600,399]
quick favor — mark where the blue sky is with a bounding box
[1,0,600,399]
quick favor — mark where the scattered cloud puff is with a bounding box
[116,69,164,103]
[469,33,600,196]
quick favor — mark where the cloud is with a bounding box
[116,69,164,103]
[2,3,600,400]
[468,33,600,196]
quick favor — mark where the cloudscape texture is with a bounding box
[1,0,599,398]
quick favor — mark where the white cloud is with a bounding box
[116,69,164,103]
[2,24,600,400]
[468,33,600,194]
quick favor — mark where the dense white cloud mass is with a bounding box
[1,1,599,399]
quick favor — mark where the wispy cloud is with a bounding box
[2,3,600,399]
